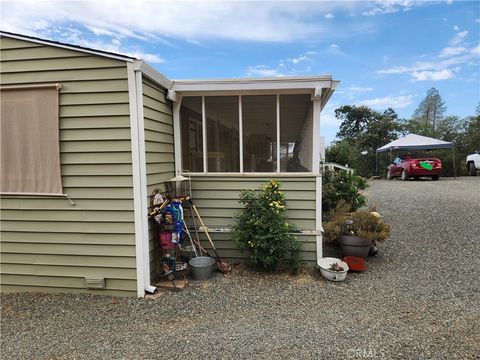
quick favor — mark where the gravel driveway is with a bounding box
[1,177,479,359]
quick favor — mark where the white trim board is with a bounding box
[127,63,144,297]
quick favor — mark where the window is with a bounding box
[180,94,316,173]
[180,96,203,172]
[280,94,313,172]
[242,95,277,172]
[0,87,62,194]
[205,96,240,172]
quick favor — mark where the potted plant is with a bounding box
[323,201,390,258]
[317,257,349,282]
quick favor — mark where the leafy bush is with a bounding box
[323,200,390,243]
[322,169,368,215]
[233,180,301,273]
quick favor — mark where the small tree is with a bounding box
[233,180,301,273]
[412,87,447,131]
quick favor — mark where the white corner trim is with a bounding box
[134,60,172,90]
[134,71,155,295]
[167,90,177,102]
[173,99,183,175]
[312,98,321,174]
[127,63,146,297]
[315,175,323,266]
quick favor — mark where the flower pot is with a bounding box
[317,257,349,282]
[343,256,366,272]
[337,235,371,258]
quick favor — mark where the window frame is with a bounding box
[0,83,64,196]
[178,90,321,176]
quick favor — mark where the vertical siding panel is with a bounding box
[141,77,175,282]
[0,36,137,296]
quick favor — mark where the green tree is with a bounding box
[335,105,377,139]
[329,105,400,177]
[412,87,447,132]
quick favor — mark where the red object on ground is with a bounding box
[387,154,442,180]
[343,256,366,272]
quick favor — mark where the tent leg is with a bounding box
[453,145,456,178]
[375,152,378,176]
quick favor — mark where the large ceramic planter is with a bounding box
[338,235,371,258]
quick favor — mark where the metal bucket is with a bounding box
[189,256,215,280]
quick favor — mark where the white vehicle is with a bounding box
[466,151,480,176]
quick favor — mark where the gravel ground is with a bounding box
[1,177,479,360]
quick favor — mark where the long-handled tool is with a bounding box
[182,222,198,257]
[190,200,231,274]
[187,198,204,256]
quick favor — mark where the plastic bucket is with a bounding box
[189,256,215,280]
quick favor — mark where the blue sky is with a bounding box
[2,0,479,144]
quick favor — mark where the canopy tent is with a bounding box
[376,134,453,152]
[375,134,456,177]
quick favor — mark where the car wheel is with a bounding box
[401,170,408,181]
[431,175,439,181]
[469,163,477,176]
[387,170,393,180]
[413,176,419,180]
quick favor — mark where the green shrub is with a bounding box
[233,180,301,273]
[322,169,368,215]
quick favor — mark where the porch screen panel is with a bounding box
[242,95,276,172]
[205,96,240,172]
[180,96,203,172]
[280,94,313,172]
[0,87,62,194]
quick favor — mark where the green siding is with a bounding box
[0,36,137,296]
[141,76,175,282]
[189,175,318,265]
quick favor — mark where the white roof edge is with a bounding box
[173,74,333,85]
[134,60,173,89]
[1,31,135,62]
[171,75,339,93]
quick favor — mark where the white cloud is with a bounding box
[450,30,468,46]
[411,69,454,81]
[439,46,467,58]
[246,65,284,77]
[288,51,317,64]
[0,1,361,43]
[324,13,335,19]
[362,0,416,16]
[475,19,480,24]
[357,95,413,109]
[327,43,346,56]
[246,50,318,77]
[453,25,460,31]
[347,85,374,94]
[471,44,480,56]
[377,28,478,82]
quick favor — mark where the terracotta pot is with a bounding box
[337,235,371,258]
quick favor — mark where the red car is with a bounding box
[387,154,442,181]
